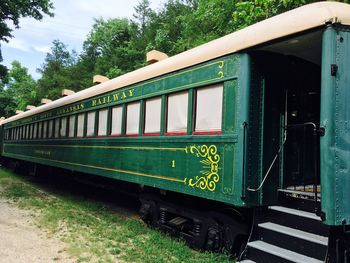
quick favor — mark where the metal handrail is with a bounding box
[247,136,286,192]
[247,122,318,193]
[247,90,288,193]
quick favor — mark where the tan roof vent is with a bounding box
[41,98,52,104]
[26,105,36,111]
[93,75,109,84]
[16,110,24,114]
[146,50,168,64]
[62,89,75,96]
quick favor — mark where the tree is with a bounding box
[37,40,80,100]
[0,0,54,80]
[232,0,318,30]
[81,18,142,78]
[5,60,37,112]
[0,88,16,118]
[133,0,154,35]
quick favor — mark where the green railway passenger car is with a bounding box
[1,2,350,262]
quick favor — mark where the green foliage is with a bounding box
[0,89,16,118]
[0,61,37,117]
[150,0,197,54]
[232,0,318,29]
[82,18,142,77]
[6,60,38,110]
[36,40,83,100]
[133,0,154,34]
[0,0,54,80]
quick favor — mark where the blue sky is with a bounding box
[2,0,164,79]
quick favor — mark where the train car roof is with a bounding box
[3,1,350,125]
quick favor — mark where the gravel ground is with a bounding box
[0,199,74,263]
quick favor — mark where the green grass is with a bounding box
[0,168,232,263]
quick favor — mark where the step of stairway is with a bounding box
[258,222,328,245]
[267,206,328,236]
[247,240,323,263]
[256,222,328,260]
[269,206,321,221]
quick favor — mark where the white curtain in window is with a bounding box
[111,106,122,135]
[43,121,47,138]
[195,85,223,132]
[54,118,60,138]
[60,117,67,137]
[87,111,96,136]
[77,114,85,137]
[144,97,161,134]
[48,120,53,138]
[38,122,42,138]
[69,115,75,137]
[167,91,188,133]
[98,109,108,136]
[33,124,37,139]
[126,102,140,135]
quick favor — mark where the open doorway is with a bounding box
[251,29,323,209]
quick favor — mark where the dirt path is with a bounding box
[0,199,74,263]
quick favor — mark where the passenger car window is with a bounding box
[60,117,67,137]
[98,109,108,136]
[77,114,85,137]
[54,118,60,138]
[111,106,123,136]
[195,85,223,133]
[86,111,96,137]
[69,115,75,138]
[126,102,140,135]
[167,91,188,134]
[144,97,161,135]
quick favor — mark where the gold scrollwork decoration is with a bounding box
[185,145,220,192]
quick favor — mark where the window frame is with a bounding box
[48,119,54,138]
[193,85,223,135]
[68,115,76,138]
[76,113,85,138]
[125,101,141,137]
[60,117,68,138]
[110,105,124,137]
[86,111,96,138]
[42,121,48,139]
[97,108,109,138]
[143,97,162,136]
[165,91,189,136]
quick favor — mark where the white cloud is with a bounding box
[3,38,31,52]
[32,45,51,54]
